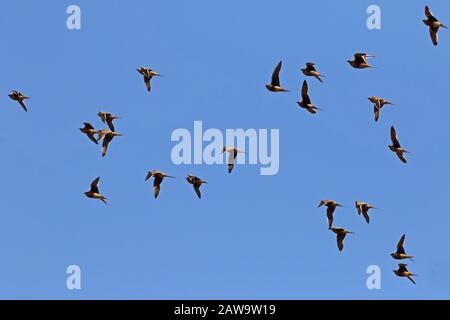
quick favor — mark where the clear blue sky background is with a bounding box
[0,0,449,299]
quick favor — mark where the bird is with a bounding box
[97,130,123,157]
[391,234,414,261]
[301,62,324,83]
[145,170,175,199]
[84,177,107,204]
[368,96,393,122]
[297,80,321,114]
[8,90,30,112]
[221,147,244,173]
[186,175,207,199]
[79,123,99,145]
[347,53,375,69]
[330,227,354,252]
[355,201,377,224]
[318,200,343,229]
[265,61,289,92]
[389,126,408,163]
[423,5,447,46]
[137,67,161,92]
[98,112,120,132]
[393,263,417,285]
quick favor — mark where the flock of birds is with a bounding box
[7,6,446,287]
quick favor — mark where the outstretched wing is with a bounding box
[271,61,282,87]
[397,234,406,254]
[390,126,401,148]
[90,177,100,194]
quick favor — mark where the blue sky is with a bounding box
[0,0,449,299]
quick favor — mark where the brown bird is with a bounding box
[221,147,244,173]
[389,126,408,163]
[347,53,375,69]
[318,200,343,229]
[393,263,417,285]
[301,62,324,83]
[79,123,99,145]
[97,130,123,157]
[330,227,354,252]
[355,201,377,224]
[265,61,289,92]
[84,177,107,204]
[145,170,175,199]
[368,96,393,122]
[423,5,447,46]
[8,90,30,112]
[186,174,207,199]
[98,112,120,132]
[391,234,415,261]
[297,80,321,114]
[137,67,161,92]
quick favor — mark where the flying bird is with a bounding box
[8,90,30,112]
[318,200,343,229]
[297,80,321,114]
[79,123,99,145]
[84,177,107,204]
[301,62,324,83]
[355,201,377,224]
[330,227,354,252]
[391,234,415,261]
[186,175,207,199]
[98,112,120,132]
[393,263,417,285]
[389,126,408,163]
[145,170,175,199]
[222,147,244,173]
[265,61,289,92]
[423,6,447,46]
[347,53,375,69]
[97,130,123,157]
[137,67,161,92]
[368,96,393,122]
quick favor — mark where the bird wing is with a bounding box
[301,80,312,104]
[87,133,99,145]
[144,76,152,92]
[106,117,115,132]
[153,183,161,199]
[429,27,439,46]
[390,126,401,148]
[374,105,380,122]
[145,171,153,181]
[84,123,95,130]
[362,207,370,224]
[90,177,100,194]
[18,100,28,112]
[102,134,114,157]
[354,53,367,64]
[327,206,336,229]
[271,61,282,87]
[397,234,406,254]
[398,263,408,273]
[396,152,408,163]
[337,233,346,251]
[425,6,437,21]
[194,184,202,199]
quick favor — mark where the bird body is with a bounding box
[8,90,30,112]
[297,80,320,114]
[186,175,207,199]
[145,170,175,199]
[79,123,99,145]
[330,227,354,252]
[348,53,374,69]
[391,234,414,261]
[355,201,376,224]
[301,62,324,83]
[222,147,244,173]
[98,112,120,132]
[368,96,393,122]
[423,6,447,46]
[389,126,408,163]
[393,263,417,285]
[137,67,161,92]
[84,177,107,204]
[266,61,289,92]
[318,200,343,229]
